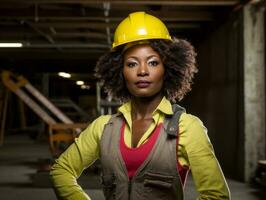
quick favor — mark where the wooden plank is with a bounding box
[49,123,89,130]
[25,83,73,124]
[1,71,56,125]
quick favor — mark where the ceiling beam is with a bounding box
[7,0,240,6]
[32,22,118,29]
[24,21,55,44]
[51,32,108,39]
[0,10,215,21]
[0,31,109,39]
[23,43,109,48]
[27,22,202,29]
[0,48,105,60]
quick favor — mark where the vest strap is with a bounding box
[165,104,186,137]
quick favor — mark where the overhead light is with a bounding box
[0,43,23,48]
[81,85,90,90]
[58,72,71,78]
[76,80,84,85]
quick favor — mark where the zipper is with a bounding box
[128,179,132,200]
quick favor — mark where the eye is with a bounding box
[148,60,159,67]
[126,61,138,68]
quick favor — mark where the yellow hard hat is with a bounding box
[112,11,171,49]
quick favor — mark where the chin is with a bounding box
[132,92,162,99]
[132,91,153,97]
[128,87,163,99]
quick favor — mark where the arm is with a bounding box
[50,115,111,200]
[180,114,231,200]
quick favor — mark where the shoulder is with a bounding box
[80,115,112,139]
[179,112,204,129]
[72,115,113,153]
[179,113,211,146]
[88,114,112,131]
[92,114,113,125]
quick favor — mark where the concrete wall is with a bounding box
[184,5,265,181]
[183,11,245,181]
[243,4,265,182]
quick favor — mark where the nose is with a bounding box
[137,63,149,76]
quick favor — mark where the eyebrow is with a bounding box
[124,55,159,60]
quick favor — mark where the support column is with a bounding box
[243,4,265,181]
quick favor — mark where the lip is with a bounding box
[135,80,151,88]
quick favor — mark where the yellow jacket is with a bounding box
[50,97,230,200]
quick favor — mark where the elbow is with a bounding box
[224,188,231,200]
[49,161,66,185]
[198,188,231,200]
[49,162,59,184]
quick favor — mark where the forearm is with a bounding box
[196,192,230,200]
[50,116,108,199]
[195,177,231,200]
[50,160,90,200]
[189,144,231,200]
[180,114,231,199]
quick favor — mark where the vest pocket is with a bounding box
[143,171,175,199]
[144,171,174,187]
[101,174,116,200]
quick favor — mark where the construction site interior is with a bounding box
[0,1,266,200]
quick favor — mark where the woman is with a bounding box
[50,12,231,200]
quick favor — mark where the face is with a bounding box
[123,44,165,98]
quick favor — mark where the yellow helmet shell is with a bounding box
[112,12,171,49]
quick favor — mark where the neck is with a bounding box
[131,94,163,120]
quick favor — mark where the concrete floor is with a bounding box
[0,134,265,200]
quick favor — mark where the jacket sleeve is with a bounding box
[49,115,111,200]
[180,114,231,200]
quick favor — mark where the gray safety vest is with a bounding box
[100,104,185,200]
